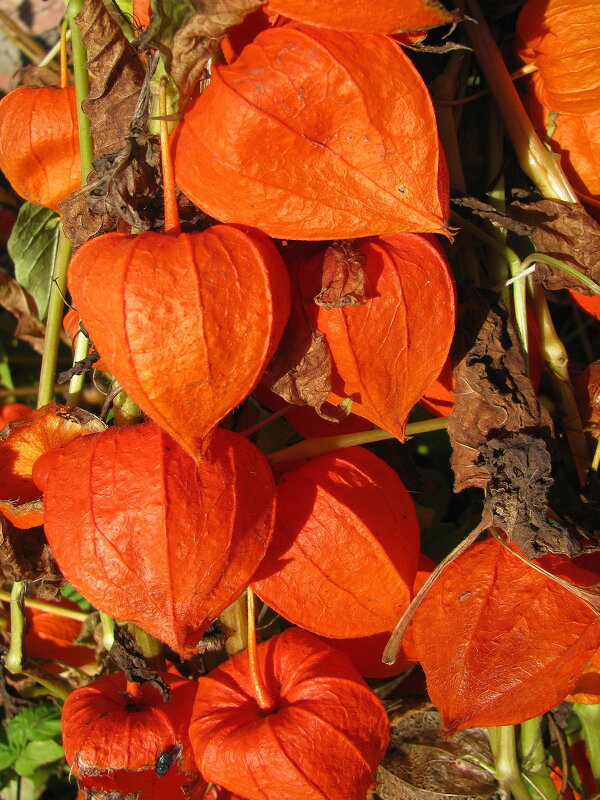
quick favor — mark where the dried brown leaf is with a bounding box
[109,625,171,699]
[59,187,116,249]
[267,331,333,413]
[452,197,534,237]
[0,516,62,598]
[76,0,145,158]
[17,65,61,88]
[510,200,600,293]
[314,240,369,309]
[171,0,265,101]
[0,269,45,353]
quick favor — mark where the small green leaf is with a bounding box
[0,743,16,771]
[61,583,93,613]
[7,203,59,321]
[22,740,64,766]
[7,704,62,747]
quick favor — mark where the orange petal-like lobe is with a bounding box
[43,423,276,657]
[172,25,448,240]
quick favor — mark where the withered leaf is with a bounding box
[109,626,171,699]
[447,288,566,556]
[0,269,45,354]
[451,197,534,237]
[0,517,62,599]
[76,0,145,158]
[16,65,61,88]
[314,240,369,309]
[59,187,116,249]
[509,200,600,294]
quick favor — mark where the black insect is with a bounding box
[155,744,183,777]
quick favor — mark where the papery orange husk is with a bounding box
[567,649,600,704]
[63,672,205,799]
[190,627,390,800]
[0,403,31,425]
[68,225,290,458]
[413,537,600,732]
[266,0,458,33]
[570,289,600,320]
[0,403,105,529]
[43,422,276,657]
[172,25,449,241]
[316,553,436,678]
[252,447,420,637]
[221,6,286,63]
[22,602,95,674]
[299,234,455,439]
[0,85,81,211]
[515,0,600,115]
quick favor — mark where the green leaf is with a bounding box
[61,583,93,613]
[146,0,197,55]
[0,744,16,771]
[7,203,59,321]
[7,705,62,748]
[21,740,64,767]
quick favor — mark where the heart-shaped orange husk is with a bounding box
[251,446,420,637]
[295,234,455,439]
[67,224,290,459]
[62,672,205,798]
[172,24,448,240]
[190,627,390,800]
[0,85,81,211]
[43,422,276,657]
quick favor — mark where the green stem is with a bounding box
[5,581,26,675]
[488,725,533,800]
[572,704,600,790]
[521,253,600,296]
[99,612,115,651]
[268,416,448,465]
[130,625,165,672]
[520,717,559,800]
[37,228,72,408]
[67,0,93,181]
[219,592,249,657]
[0,590,87,621]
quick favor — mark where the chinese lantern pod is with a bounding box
[0,85,81,211]
[516,0,600,115]
[67,225,290,458]
[190,628,390,800]
[62,672,204,798]
[252,447,420,637]
[266,0,457,33]
[172,24,448,241]
[297,234,455,439]
[43,422,276,657]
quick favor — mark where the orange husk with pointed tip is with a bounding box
[297,234,455,439]
[190,627,390,800]
[172,25,449,241]
[0,85,81,211]
[570,290,600,320]
[43,422,276,657]
[266,0,458,33]
[62,672,205,798]
[413,537,600,733]
[515,0,600,115]
[567,650,600,704]
[252,446,420,637]
[67,225,290,459]
[0,403,105,529]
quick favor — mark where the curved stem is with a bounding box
[521,253,600,296]
[488,725,534,800]
[268,416,448,465]
[60,19,69,89]
[0,590,87,621]
[99,612,115,651]
[247,588,276,713]
[219,593,249,657]
[520,716,559,800]
[159,76,180,234]
[5,581,26,675]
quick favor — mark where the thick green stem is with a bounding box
[268,416,448,465]
[521,253,600,296]
[520,717,559,800]
[0,590,87,621]
[219,592,249,657]
[488,726,533,800]
[572,704,600,790]
[5,581,26,675]
[130,625,165,672]
[99,612,115,651]
[37,228,72,408]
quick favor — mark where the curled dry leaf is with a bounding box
[509,199,600,293]
[172,25,449,240]
[190,627,390,800]
[574,360,600,435]
[0,85,81,211]
[43,423,276,657]
[413,537,600,732]
[266,0,459,33]
[0,516,62,595]
[0,403,105,529]
[68,225,290,458]
[108,626,171,699]
[251,447,420,637]
[296,234,455,440]
[516,0,600,115]
[62,672,205,798]
[0,270,45,354]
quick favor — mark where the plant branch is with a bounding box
[488,725,533,800]
[572,704,600,791]
[520,716,559,800]
[247,588,276,713]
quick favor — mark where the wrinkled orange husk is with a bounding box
[19,603,95,675]
[299,234,455,439]
[222,6,286,63]
[316,553,436,678]
[414,537,600,732]
[63,308,107,372]
[252,447,420,638]
[266,0,457,33]
[516,0,600,115]
[525,72,600,205]
[0,85,81,211]
[67,225,290,459]
[0,403,31,425]
[568,649,600,704]
[190,628,390,800]
[172,25,448,241]
[43,422,276,657]
[570,290,600,320]
[0,403,105,529]
[63,672,205,799]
